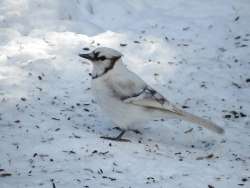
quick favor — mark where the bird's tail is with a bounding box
[175,109,224,134]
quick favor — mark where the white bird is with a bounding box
[79,47,224,142]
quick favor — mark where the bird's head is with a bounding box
[79,47,123,78]
[79,47,122,64]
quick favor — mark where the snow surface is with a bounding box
[0,0,250,187]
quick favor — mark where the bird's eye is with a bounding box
[99,56,106,61]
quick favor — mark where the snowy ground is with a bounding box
[0,0,250,187]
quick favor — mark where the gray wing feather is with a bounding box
[122,85,181,114]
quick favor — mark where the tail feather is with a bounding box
[126,96,225,134]
[176,110,224,134]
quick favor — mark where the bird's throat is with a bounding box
[92,59,118,79]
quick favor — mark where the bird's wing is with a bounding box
[110,64,182,114]
[121,85,182,115]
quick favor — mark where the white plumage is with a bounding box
[79,47,224,141]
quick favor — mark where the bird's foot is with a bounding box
[100,130,131,142]
[100,136,131,142]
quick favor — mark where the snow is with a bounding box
[0,0,250,187]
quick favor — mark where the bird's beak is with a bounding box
[79,53,93,61]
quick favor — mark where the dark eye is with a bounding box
[99,56,106,61]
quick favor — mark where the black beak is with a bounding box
[79,53,93,60]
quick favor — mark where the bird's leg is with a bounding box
[100,129,131,142]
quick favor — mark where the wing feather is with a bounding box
[122,86,182,114]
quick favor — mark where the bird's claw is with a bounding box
[100,136,131,142]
